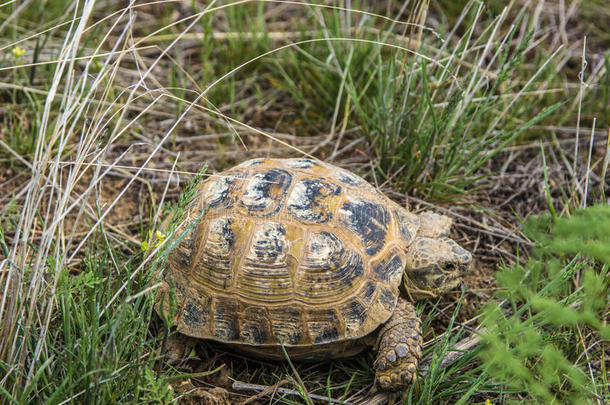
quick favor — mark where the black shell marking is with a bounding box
[240,169,292,216]
[183,298,208,329]
[249,222,287,263]
[372,249,404,283]
[287,179,341,224]
[240,307,270,344]
[204,176,236,210]
[377,287,397,312]
[336,172,361,186]
[307,309,340,344]
[360,281,377,304]
[332,168,374,190]
[314,327,340,344]
[339,196,390,256]
[341,299,367,334]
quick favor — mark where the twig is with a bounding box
[232,381,356,405]
[238,378,288,405]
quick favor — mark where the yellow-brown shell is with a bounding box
[157,158,420,348]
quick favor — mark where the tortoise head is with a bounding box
[402,237,472,299]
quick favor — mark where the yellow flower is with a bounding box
[155,231,166,246]
[12,46,26,58]
[141,230,167,252]
[486,400,492,405]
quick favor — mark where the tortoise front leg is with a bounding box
[374,298,422,390]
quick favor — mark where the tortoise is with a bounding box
[155,158,472,390]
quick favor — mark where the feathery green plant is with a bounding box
[479,205,610,404]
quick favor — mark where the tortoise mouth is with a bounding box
[445,276,463,290]
[403,272,464,299]
[431,274,463,296]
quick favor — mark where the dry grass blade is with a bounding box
[2,0,101,390]
[572,35,587,204]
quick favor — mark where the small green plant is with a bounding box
[138,368,174,404]
[479,205,610,404]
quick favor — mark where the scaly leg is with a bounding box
[374,298,422,390]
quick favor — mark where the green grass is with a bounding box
[479,206,610,404]
[267,2,569,199]
[0,0,608,404]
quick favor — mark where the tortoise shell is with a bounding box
[157,158,421,349]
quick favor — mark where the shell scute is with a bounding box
[359,280,378,305]
[248,222,287,264]
[213,297,239,341]
[240,168,292,216]
[314,326,340,344]
[236,222,294,302]
[240,306,271,344]
[183,298,209,330]
[287,178,341,224]
[338,196,391,256]
[377,287,397,313]
[372,248,405,283]
[203,175,239,211]
[307,309,341,344]
[341,299,368,334]
[169,215,200,268]
[302,231,344,268]
[296,231,364,303]
[285,158,321,169]
[194,216,235,290]
[270,307,305,345]
[332,168,374,191]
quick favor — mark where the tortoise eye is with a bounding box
[442,263,456,272]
